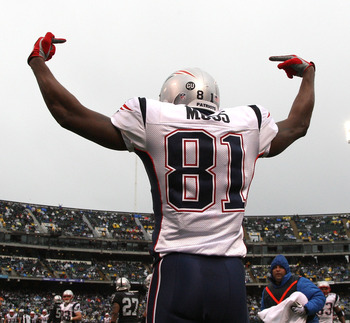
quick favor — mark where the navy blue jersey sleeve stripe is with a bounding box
[248,104,262,131]
[139,97,147,127]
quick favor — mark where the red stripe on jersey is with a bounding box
[120,104,132,111]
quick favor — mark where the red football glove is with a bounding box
[28,32,66,64]
[269,55,315,79]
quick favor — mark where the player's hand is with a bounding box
[28,32,66,65]
[291,302,307,315]
[269,55,315,79]
[63,314,72,321]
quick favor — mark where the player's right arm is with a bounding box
[28,32,127,151]
[110,302,120,323]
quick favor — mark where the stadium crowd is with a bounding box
[1,200,349,243]
[1,199,349,321]
[0,289,349,322]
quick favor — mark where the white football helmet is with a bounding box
[54,295,62,303]
[159,67,220,114]
[317,281,331,295]
[62,289,74,304]
[116,277,131,291]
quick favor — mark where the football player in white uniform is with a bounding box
[102,313,111,323]
[39,309,49,323]
[29,311,38,322]
[59,290,82,322]
[317,281,345,323]
[4,309,19,323]
[28,32,315,323]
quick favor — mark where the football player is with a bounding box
[4,309,19,323]
[29,311,38,322]
[19,309,31,323]
[28,32,315,323]
[140,274,152,323]
[59,290,82,322]
[18,309,25,323]
[48,295,62,323]
[39,309,49,323]
[111,278,139,323]
[102,313,111,323]
[317,281,345,323]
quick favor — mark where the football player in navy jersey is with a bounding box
[110,278,139,323]
[28,32,315,323]
[48,295,62,323]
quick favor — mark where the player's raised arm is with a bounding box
[28,32,127,151]
[267,55,315,157]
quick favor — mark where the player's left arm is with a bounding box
[267,55,315,157]
[110,303,120,323]
[71,311,82,321]
[334,305,346,323]
[71,303,82,321]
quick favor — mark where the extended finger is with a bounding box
[52,38,66,44]
[269,55,294,62]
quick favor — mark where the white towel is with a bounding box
[258,291,308,323]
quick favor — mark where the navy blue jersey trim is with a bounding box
[248,104,262,131]
[135,148,161,261]
[138,97,147,127]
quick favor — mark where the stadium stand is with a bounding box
[0,199,349,321]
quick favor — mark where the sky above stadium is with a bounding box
[1,0,350,216]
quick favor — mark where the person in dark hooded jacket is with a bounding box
[261,255,325,323]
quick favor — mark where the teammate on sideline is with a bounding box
[317,281,345,323]
[102,313,111,323]
[140,274,152,323]
[39,309,49,323]
[59,290,82,322]
[29,311,38,322]
[4,309,19,323]
[28,32,315,323]
[110,277,139,323]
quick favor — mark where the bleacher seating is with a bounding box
[0,199,349,321]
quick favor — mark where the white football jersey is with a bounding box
[112,98,278,257]
[40,314,49,322]
[60,302,81,322]
[5,313,18,322]
[317,293,340,322]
